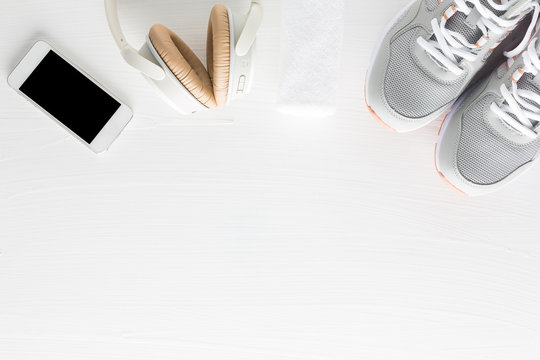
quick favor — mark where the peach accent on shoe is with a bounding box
[434,144,468,196]
[364,75,398,132]
[367,104,398,132]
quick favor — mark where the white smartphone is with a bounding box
[8,41,133,153]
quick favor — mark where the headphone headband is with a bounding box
[104,0,262,80]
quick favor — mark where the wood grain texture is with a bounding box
[1,1,539,359]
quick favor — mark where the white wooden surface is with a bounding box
[1,1,540,359]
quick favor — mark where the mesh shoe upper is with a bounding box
[457,95,540,185]
[425,0,439,11]
[384,28,468,118]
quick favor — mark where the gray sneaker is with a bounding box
[436,36,540,196]
[365,0,537,132]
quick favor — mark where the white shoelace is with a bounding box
[491,39,540,138]
[418,0,538,76]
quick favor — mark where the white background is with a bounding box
[1,0,539,359]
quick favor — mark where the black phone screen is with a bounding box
[19,50,121,143]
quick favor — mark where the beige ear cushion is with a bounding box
[149,24,217,108]
[207,4,231,107]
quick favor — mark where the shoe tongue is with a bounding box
[515,73,540,126]
[445,0,506,45]
[446,11,482,44]
[481,0,506,15]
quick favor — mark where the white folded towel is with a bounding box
[278,0,345,118]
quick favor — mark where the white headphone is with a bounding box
[104,0,263,114]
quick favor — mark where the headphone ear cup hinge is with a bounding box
[227,3,260,102]
[105,0,166,80]
[235,1,263,57]
[121,47,166,81]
